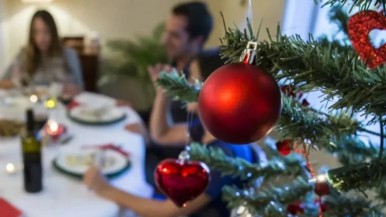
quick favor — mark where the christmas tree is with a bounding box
[156,1,386,216]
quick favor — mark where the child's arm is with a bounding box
[84,166,211,217]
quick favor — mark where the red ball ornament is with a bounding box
[280,85,296,98]
[320,203,328,212]
[287,201,304,215]
[314,182,330,196]
[154,159,210,207]
[314,199,328,212]
[276,139,292,156]
[198,63,281,144]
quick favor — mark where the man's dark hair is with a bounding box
[172,1,213,42]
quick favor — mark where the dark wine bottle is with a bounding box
[21,109,43,193]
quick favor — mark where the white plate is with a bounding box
[54,149,129,176]
[68,106,126,125]
[0,97,32,121]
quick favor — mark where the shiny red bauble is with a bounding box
[154,159,210,207]
[287,201,304,215]
[276,139,292,156]
[198,63,281,144]
[315,182,330,196]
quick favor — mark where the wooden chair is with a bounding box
[62,36,99,92]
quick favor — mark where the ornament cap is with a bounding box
[240,41,258,64]
[178,150,190,162]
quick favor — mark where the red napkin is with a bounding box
[0,198,23,217]
[82,143,130,158]
[66,100,81,110]
[67,99,126,110]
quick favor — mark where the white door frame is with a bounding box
[0,0,5,74]
[281,0,320,39]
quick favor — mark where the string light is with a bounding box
[309,173,329,184]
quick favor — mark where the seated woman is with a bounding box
[0,10,83,98]
[83,51,260,217]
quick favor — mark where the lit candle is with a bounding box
[45,120,65,137]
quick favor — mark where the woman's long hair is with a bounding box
[25,10,63,76]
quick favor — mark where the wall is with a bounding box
[0,0,185,73]
[0,0,285,74]
[219,0,285,41]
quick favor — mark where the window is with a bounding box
[282,0,383,145]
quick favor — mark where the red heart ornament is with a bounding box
[348,10,386,69]
[154,159,210,207]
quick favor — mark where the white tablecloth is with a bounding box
[0,92,153,217]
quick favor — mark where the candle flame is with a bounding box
[48,120,59,132]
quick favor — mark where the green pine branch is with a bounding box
[331,136,379,165]
[221,24,386,126]
[157,36,386,197]
[156,71,200,102]
[321,0,386,12]
[329,138,386,210]
[222,173,384,217]
[327,159,386,192]
[278,96,361,150]
[189,143,305,181]
[324,194,385,217]
[376,183,386,205]
[156,64,386,154]
[156,8,386,214]
[188,136,386,215]
[328,5,349,37]
[156,71,376,150]
[222,177,312,216]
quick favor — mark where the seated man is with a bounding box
[144,1,214,189]
[83,52,259,217]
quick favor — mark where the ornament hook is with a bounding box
[178,147,191,162]
[240,41,258,64]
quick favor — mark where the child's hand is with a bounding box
[148,64,173,94]
[83,166,110,195]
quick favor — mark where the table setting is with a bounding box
[0,87,153,217]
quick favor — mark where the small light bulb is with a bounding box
[310,173,328,183]
[44,98,57,109]
[29,95,38,103]
[237,206,246,214]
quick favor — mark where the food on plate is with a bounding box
[66,152,115,168]
[0,120,24,137]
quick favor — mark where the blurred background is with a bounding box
[0,0,369,132]
[0,0,286,112]
[1,1,385,216]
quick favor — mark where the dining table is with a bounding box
[0,91,153,217]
